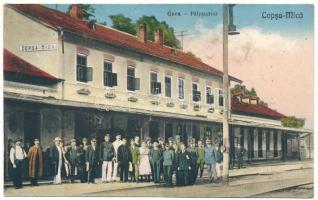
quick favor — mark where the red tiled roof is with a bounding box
[231,101,286,119]
[7,4,241,83]
[4,48,62,81]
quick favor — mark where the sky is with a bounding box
[46,4,314,129]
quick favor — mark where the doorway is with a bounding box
[24,112,40,146]
[149,121,159,140]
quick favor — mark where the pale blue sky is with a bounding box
[45,4,314,37]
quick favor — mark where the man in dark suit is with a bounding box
[117,138,131,182]
[186,138,198,185]
[85,137,99,184]
[66,139,81,183]
[176,143,192,186]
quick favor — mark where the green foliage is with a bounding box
[230,84,241,95]
[109,14,180,48]
[282,116,305,128]
[249,88,257,96]
[109,14,137,35]
[67,4,96,20]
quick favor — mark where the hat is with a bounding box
[206,139,212,144]
[91,138,97,142]
[105,134,110,138]
[145,137,151,142]
[34,139,40,142]
[70,139,76,143]
[82,137,88,141]
[175,135,180,139]
[15,138,23,143]
[168,137,174,142]
[54,137,62,142]
[158,137,164,141]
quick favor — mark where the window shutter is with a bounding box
[134,77,140,90]
[157,82,161,94]
[86,67,93,82]
[112,73,117,86]
[197,91,201,101]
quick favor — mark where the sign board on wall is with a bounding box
[20,44,57,52]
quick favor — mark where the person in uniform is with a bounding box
[117,138,131,182]
[163,143,175,187]
[10,138,27,189]
[139,141,152,182]
[149,142,163,183]
[99,134,115,183]
[112,134,122,182]
[50,137,65,185]
[186,138,198,185]
[85,137,99,184]
[28,139,43,186]
[130,139,140,182]
[176,143,191,186]
[196,140,205,178]
[66,139,81,183]
[168,137,174,149]
[158,137,165,181]
[204,139,218,183]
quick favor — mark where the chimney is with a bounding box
[138,24,147,43]
[69,5,83,20]
[155,29,164,45]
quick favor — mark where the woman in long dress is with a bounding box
[138,141,152,182]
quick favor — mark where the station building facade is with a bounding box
[3,4,312,178]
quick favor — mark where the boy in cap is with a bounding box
[100,134,115,183]
[10,138,27,189]
[85,137,99,183]
[28,139,43,186]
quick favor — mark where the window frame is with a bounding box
[192,82,200,102]
[150,71,161,95]
[103,60,115,87]
[178,78,185,100]
[127,66,136,92]
[76,53,91,84]
[206,85,214,105]
[164,75,172,98]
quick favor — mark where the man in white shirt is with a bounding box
[112,134,122,181]
[50,137,64,184]
[10,138,27,189]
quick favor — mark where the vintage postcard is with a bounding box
[2,2,314,198]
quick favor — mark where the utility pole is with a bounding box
[222,4,230,184]
[222,4,239,184]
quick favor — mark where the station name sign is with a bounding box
[20,44,57,52]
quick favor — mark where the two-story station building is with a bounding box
[3,4,312,178]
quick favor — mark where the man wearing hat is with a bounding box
[149,142,163,183]
[27,139,43,186]
[66,139,81,183]
[162,143,175,187]
[86,137,99,183]
[50,137,65,184]
[186,138,198,185]
[176,143,191,186]
[117,138,131,182]
[204,139,218,183]
[10,138,27,189]
[79,137,88,183]
[100,134,115,183]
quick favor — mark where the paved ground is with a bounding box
[4,160,313,197]
[253,184,313,198]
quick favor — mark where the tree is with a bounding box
[67,4,95,20]
[109,14,137,35]
[109,14,180,48]
[282,116,305,128]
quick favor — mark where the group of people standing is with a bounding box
[9,134,225,189]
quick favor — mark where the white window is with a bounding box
[192,83,201,102]
[165,76,172,97]
[150,72,161,95]
[216,88,224,107]
[178,78,184,99]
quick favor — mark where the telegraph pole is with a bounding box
[222,4,239,184]
[222,4,230,184]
